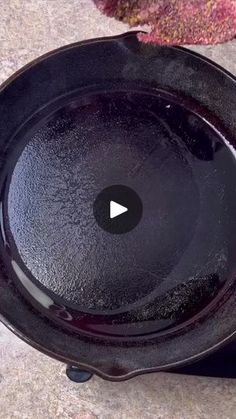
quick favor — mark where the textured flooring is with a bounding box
[0,1,236,418]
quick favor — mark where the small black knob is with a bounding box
[66,365,93,383]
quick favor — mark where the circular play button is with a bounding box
[93,185,143,234]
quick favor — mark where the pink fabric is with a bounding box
[93,0,236,45]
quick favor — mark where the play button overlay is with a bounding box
[110,201,128,219]
[93,185,143,234]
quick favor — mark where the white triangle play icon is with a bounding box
[110,201,128,219]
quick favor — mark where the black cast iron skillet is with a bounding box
[0,32,236,381]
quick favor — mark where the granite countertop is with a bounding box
[0,1,236,418]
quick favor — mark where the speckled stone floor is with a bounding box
[0,1,236,418]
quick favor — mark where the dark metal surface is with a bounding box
[174,340,236,378]
[0,32,236,380]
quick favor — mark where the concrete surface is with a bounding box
[0,1,236,418]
